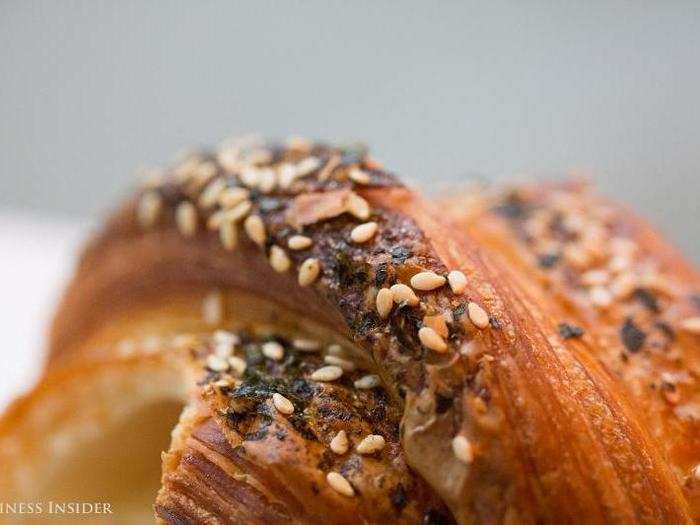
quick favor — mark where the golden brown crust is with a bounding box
[42,140,697,523]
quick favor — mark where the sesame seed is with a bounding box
[350,222,378,243]
[202,290,223,325]
[298,258,321,287]
[679,317,700,334]
[410,271,446,291]
[317,154,341,181]
[257,168,277,194]
[262,341,285,361]
[390,283,419,306]
[214,340,234,358]
[329,430,349,454]
[356,434,385,454]
[347,192,370,220]
[418,326,448,352]
[244,214,266,247]
[277,163,298,189]
[269,245,291,273]
[293,339,321,351]
[692,464,700,480]
[288,235,313,250]
[447,270,467,294]
[452,435,474,464]
[175,201,198,237]
[272,393,294,415]
[326,344,345,356]
[137,191,162,228]
[326,472,354,497]
[219,220,238,250]
[376,288,394,318]
[349,167,371,185]
[218,187,250,209]
[223,199,252,223]
[310,365,343,382]
[467,302,490,329]
[581,269,610,286]
[228,356,247,377]
[295,156,321,177]
[239,167,261,188]
[354,374,380,389]
[214,330,240,347]
[206,354,229,372]
[589,286,613,308]
[324,355,356,371]
[198,178,227,208]
[207,209,225,230]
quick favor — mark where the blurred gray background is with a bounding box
[1,1,699,259]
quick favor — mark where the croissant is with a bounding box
[1,137,698,524]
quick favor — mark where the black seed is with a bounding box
[655,321,676,341]
[375,262,388,287]
[558,322,585,339]
[621,318,646,353]
[390,246,412,264]
[390,484,408,513]
[423,509,451,525]
[258,197,284,213]
[493,192,527,219]
[452,304,466,319]
[633,288,660,313]
[538,253,560,269]
[435,393,453,414]
[489,317,502,330]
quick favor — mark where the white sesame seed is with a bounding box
[329,430,349,455]
[272,393,294,415]
[223,199,253,223]
[376,288,394,319]
[324,355,356,371]
[356,434,385,454]
[293,339,321,351]
[298,258,321,287]
[176,201,198,237]
[202,290,223,325]
[214,330,240,347]
[581,269,610,286]
[137,191,162,228]
[262,341,285,361]
[269,245,291,273]
[257,168,277,194]
[350,222,378,243]
[354,374,381,389]
[347,192,370,220]
[228,356,247,377]
[467,302,490,329]
[452,435,474,464]
[326,344,345,356]
[326,472,354,497]
[219,220,238,250]
[679,317,700,334]
[206,354,229,372]
[214,340,234,358]
[239,167,261,188]
[589,286,613,308]
[295,156,321,178]
[410,271,446,291]
[198,178,227,208]
[390,283,419,306]
[288,235,313,250]
[447,270,467,294]
[244,214,266,247]
[277,163,298,189]
[348,167,371,185]
[218,187,250,209]
[418,326,448,353]
[310,365,343,382]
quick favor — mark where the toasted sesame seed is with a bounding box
[467,302,490,329]
[356,434,385,454]
[679,317,700,334]
[137,191,162,228]
[310,365,343,382]
[390,283,419,306]
[354,374,381,389]
[244,214,266,247]
[228,356,247,377]
[199,178,227,208]
[218,187,250,209]
[293,338,321,351]
[349,167,371,185]
[262,341,285,361]
[317,154,341,181]
[288,235,313,250]
[418,326,448,352]
[448,270,467,294]
[298,258,321,286]
[589,286,613,308]
[272,393,294,415]
[410,271,446,291]
[350,222,378,243]
[175,201,198,237]
[324,355,356,371]
[269,245,291,273]
[326,472,354,497]
[329,430,349,454]
[452,435,474,464]
[347,192,370,220]
[376,288,394,318]
[206,354,229,372]
[202,290,223,325]
[223,199,253,223]
[219,220,238,250]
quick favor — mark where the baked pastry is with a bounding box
[1,137,698,523]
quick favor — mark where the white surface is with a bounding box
[0,211,88,409]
